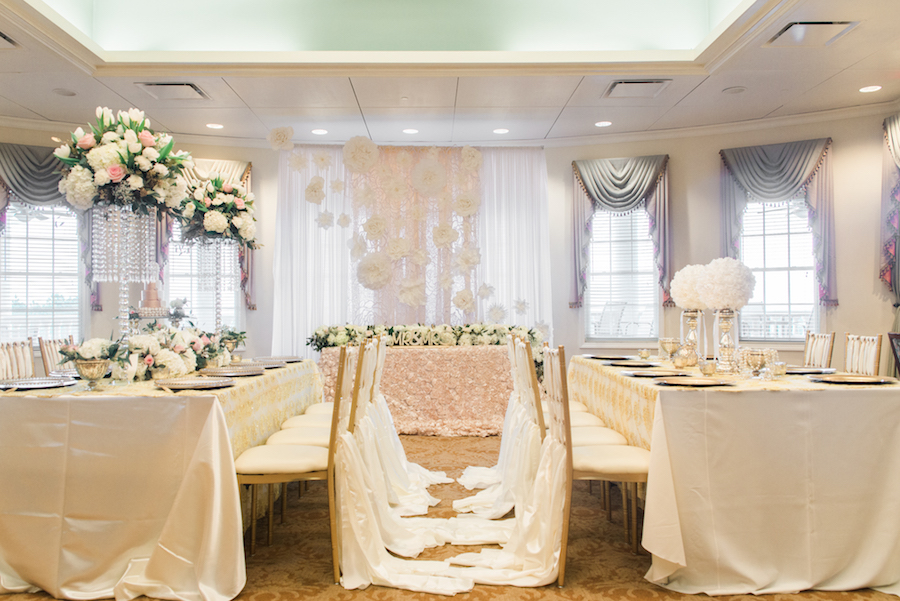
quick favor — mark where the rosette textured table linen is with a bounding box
[568,356,900,596]
[319,346,513,436]
[0,394,244,601]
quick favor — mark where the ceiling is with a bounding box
[0,0,899,147]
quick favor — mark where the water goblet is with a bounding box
[745,349,768,377]
[698,360,717,377]
[659,338,680,362]
[638,349,651,360]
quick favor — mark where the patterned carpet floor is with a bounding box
[7,435,896,601]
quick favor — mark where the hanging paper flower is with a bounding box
[316,210,334,229]
[478,283,495,299]
[347,234,367,260]
[364,214,388,241]
[410,248,431,266]
[313,151,332,170]
[514,299,530,315]
[398,277,427,307]
[454,192,481,217]
[337,213,352,228]
[453,289,475,312]
[461,146,483,171]
[439,272,454,291]
[387,237,413,260]
[266,126,294,151]
[487,303,507,323]
[342,136,379,173]
[330,179,345,193]
[353,185,376,210]
[357,252,393,290]
[288,152,307,172]
[411,157,447,196]
[535,320,551,339]
[432,223,460,248]
[305,176,326,204]
[454,246,481,271]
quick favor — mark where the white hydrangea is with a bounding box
[128,335,161,356]
[203,210,229,233]
[151,348,189,379]
[79,338,112,359]
[59,165,97,211]
[86,142,125,171]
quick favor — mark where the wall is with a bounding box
[3,106,898,372]
[544,110,897,371]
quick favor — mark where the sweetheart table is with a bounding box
[568,356,900,596]
[0,361,323,601]
[318,345,513,436]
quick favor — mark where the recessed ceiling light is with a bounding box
[722,86,747,95]
[594,121,613,128]
[50,136,62,143]
[493,128,509,134]
[206,123,224,129]
[402,128,419,134]
[311,129,328,135]
[52,88,76,97]
[860,85,882,93]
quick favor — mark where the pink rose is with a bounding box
[201,335,210,345]
[138,130,155,147]
[234,197,245,209]
[203,197,211,207]
[76,134,96,150]
[173,344,185,353]
[223,183,233,193]
[107,164,126,183]
[144,355,154,366]
[192,340,202,352]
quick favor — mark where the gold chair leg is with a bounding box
[281,483,287,523]
[249,483,258,556]
[267,483,275,546]
[630,482,639,555]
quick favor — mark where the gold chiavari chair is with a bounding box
[38,336,76,375]
[0,338,36,379]
[844,333,882,376]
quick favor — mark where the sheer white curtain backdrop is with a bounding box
[271,145,553,357]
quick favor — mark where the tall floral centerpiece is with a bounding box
[54,106,193,337]
[670,264,709,366]
[696,258,756,374]
[178,174,258,331]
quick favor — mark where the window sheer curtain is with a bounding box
[271,145,553,356]
[882,115,900,362]
[720,138,836,306]
[570,155,671,308]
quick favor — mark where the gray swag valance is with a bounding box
[571,155,670,307]
[720,138,836,307]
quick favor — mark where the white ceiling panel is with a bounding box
[548,105,670,139]
[361,108,455,143]
[144,107,268,138]
[768,68,900,118]
[351,77,458,108]
[252,107,368,142]
[224,77,357,109]
[567,74,708,108]
[0,71,130,122]
[95,76,247,109]
[450,107,562,142]
[456,76,582,108]
[0,94,46,120]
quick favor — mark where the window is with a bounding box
[0,200,82,342]
[584,208,658,340]
[739,199,817,340]
[167,222,242,332]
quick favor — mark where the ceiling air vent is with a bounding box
[136,83,209,100]
[768,22,857,47]
[0,31,17,49]
[605,80,671,99]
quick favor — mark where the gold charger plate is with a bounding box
[240,360,287,369]
[621,369,691,378]
[653,377,735,387]
[786,366,836,375]
[0,377,77,390]
[603,360,661,368]
[585,354,630,361]
[199,366,265,377]
[155,376,236,390]
[808,374,897,385]
[253,356,303,363]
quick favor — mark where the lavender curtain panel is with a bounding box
[882,114,900,370]
[571,155,670,308]
[720,138,836,306]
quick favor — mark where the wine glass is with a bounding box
[659,338,680,362]
[745,349,768,377]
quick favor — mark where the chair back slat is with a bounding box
[0,339,35,379]
[844,333,882,376]
[803,331,835,368]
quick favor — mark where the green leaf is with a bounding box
[158,137,175,162]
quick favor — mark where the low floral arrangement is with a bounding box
[307,323,544,359]
[111,324,231,381]
[54,106,193,214]
[58,337,124,364]
[696,257,756,310]
[219,326,247,347]
[179,174,259,248]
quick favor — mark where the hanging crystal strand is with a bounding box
[118,206,132,339]
[215,240,223,333]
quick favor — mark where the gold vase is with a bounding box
[74,359,110,390]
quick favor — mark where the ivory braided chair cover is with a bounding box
[0,339,35,379]
[844,333,882,376]
[803,331,835,368]
[38,336,75,375]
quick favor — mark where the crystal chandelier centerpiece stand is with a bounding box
[91,204,159,339]
[679,309,704,367]
[714,308,740,374]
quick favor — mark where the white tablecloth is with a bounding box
[567,356,900,596]
[0,394,246,601]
